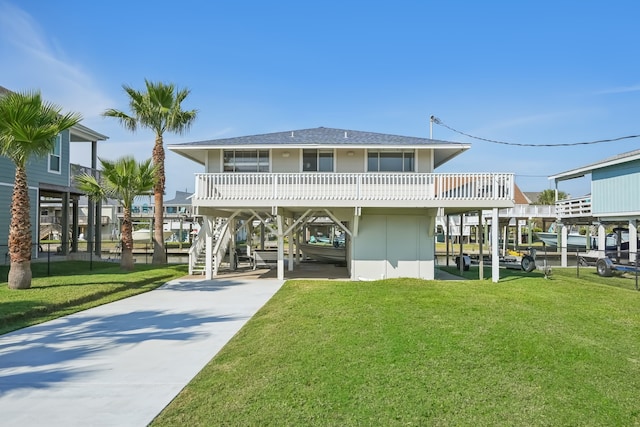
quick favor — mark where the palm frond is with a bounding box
[0,90,81,166]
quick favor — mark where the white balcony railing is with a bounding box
[193,172,514,204]
[555,195,592,218]
[499,204,556,218]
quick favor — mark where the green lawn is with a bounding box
[0,261,188,334]
[152,268,640,426]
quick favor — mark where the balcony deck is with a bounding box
[192,172,515,209]
[555,196,592,219]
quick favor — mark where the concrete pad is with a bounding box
[0,277,284,427]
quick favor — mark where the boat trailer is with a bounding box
[594,256,640,277]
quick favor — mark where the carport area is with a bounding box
[211,259,350,280]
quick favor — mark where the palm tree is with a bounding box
[536,189,568,205]
[75,157,156,271]
[103,80,197,265]
[0,90,81,289]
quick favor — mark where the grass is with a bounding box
[0,261,188,335]
[152,268,640,426]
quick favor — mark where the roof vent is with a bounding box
[291,131,294,137]
[344,131,348,138]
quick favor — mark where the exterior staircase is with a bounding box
[188,218,230,275]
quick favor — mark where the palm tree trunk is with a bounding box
[8,166,33,289]
[152,135,166,265]
[120,208,135,270]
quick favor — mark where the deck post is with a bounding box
[205,217,213,280]
[446,215,450,266]
[479,211,484,280]
[459,214,464,274]
[597,224,606,258]
[629,220,637,265]
[277,214,284,280]
[491,208,499,282]
[288,217,294,271]
[561,225,568,267]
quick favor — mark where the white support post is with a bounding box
[492,208,499,282]
[277,214,284,280]
[459,214,464,274]
[517,221,522,248]
[287,218,294,271]
[260,223,265,250]
[629,220,638,265]
[597,224,606,258]
[230,218,236,270]
[479,211,484,280]
[561,225,568,267]
[296,227,302,264]
[205,217,213,280]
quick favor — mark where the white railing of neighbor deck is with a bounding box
[555,196,592,218]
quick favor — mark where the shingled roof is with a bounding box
[169,127,471,168]
[175,127,463,147]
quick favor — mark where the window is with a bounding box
[303,149,334,172]
[223,150,269,172]
[49,134,62,173]
[367,150,414,172]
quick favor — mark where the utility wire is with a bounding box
[431,116,640,147]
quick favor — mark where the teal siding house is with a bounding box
[550,149,640,220]
[0,86,108,258]
[549,149,640,264]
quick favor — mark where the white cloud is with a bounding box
[595,84,640,95]
[0,1,114,119]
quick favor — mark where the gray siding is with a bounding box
[592,159,640,215]
[25,129,71,188]
[0,129,70,250]
[0,186,38,252]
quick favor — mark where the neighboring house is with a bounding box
[79,196,119,240]
[168,127,516,281]
[0,85,108,258]
[436,183,555,246]
[549,148,640,264]
[163,190,200,243]
[523,191,542,205]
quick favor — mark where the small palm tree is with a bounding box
[536,189,568,205]
[0,90,81,289]
[76,156,156,271]
[103,80,197,265]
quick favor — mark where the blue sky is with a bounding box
[1,0,639,199]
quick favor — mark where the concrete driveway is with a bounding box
[0,277,284,427]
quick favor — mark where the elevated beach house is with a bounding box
[549,148,640,266]
[168,127,515,281]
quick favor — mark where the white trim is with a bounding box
[549,150,640,181]
[168,143,470,151]
[47,134,63,174]
[0,182,39,191]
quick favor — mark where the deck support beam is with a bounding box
[277,214,284,280]
[491,208,499,282]
[630,220,638,265]
[561,225,568,267]
[479,211,484,280]
[597,224,606,258]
